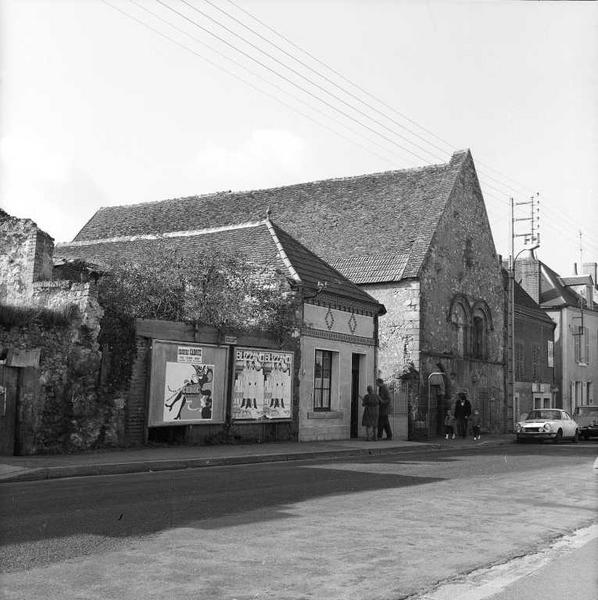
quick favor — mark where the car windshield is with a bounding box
[575,406,598,416]
[526,410,561,421]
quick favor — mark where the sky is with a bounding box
[1,0,597,277]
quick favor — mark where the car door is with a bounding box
[561,412,575,437]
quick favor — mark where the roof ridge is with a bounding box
[90,154,461,214]
[264,219,301,283]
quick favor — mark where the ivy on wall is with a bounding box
[96,246,301,437]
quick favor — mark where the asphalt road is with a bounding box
[1,443,597,599]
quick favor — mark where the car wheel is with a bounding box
[572,430,579,443]
[583,433,590,441]
[553,429,563,444]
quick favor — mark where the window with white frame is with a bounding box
[574,327,589,364]
[313,349,333,411]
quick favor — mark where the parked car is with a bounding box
[572,406,598,440]
[515,409,579,443]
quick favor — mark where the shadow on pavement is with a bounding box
[0,464,443,546]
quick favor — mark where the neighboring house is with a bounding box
[68,149,507,435]
[516,256,598,414]
[511,278,556,424]
[57,218,385,443]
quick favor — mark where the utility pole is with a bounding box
[572,230,586,373]
[508,195,540,430]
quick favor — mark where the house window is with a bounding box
[515,341,524,380]
[533,396,551,409]
[574,327,589,364]
[472,315,486,359]
[531,344,540,381]
[452,303,468,356]
[547,340,554,368]
[313,350,333,411]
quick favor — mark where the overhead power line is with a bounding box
[155,0,437,165]
[222,0,596,255]
[101,0,417,169]
[125,0,412,167]
[101,0,595,260]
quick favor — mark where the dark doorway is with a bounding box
[0,366,18,455]
[350,354,361,438]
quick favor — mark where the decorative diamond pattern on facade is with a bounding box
[348,313,357,334]
[325,307,335,330]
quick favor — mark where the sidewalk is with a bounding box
[0,433,515,483]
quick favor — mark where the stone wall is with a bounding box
[0,305,124,454]
[0,210,125,454]
[361,281,421,381]
[419,158,506,432]
[0,210,54,305]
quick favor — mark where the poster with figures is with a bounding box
[232,348,293,420]
[163,362,214,422]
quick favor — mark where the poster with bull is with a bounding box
[163,346,214,422]
[232,348,293,420]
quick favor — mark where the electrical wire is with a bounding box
[154,0,436,165]
[125,0,414,167]
[222,0,596,255]
[101,0,595,261]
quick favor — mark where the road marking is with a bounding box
[411,524,598,600]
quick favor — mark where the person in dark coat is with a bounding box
[453,392,472,438]
[376,378,392,440]
[361,385,380,441]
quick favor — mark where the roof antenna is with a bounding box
[266,206,271,220]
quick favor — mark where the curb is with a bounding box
[0,439,516,484]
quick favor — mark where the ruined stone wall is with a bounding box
[0,298,123,454]
[0,210,126,454]
[0,211,54,305]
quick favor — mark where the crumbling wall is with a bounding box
[0,210,125,454]
[0,210,53,305]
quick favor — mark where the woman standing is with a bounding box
[362,385,381,441]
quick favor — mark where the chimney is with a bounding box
[582,262,597,282]
[515,251,541,304]
[582,262,596,308]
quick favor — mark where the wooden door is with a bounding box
[0,366,18,455]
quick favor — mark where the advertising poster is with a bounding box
[232,348,293,420]
[148,341,228,427]
[163,361,215,422]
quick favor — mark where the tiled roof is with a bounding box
[330,252,410,284]
[56,220,383,311]
[514,280,554,325]
[539,262,585,308]
[73,151,471,284]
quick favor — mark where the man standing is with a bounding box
[453,392,472,438]
[377,378,393,440]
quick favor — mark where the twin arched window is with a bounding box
[449,295,492,359]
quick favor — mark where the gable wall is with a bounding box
[419,158,507,431]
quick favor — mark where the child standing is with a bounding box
[444,410,455,439]
[470,409,482,440]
